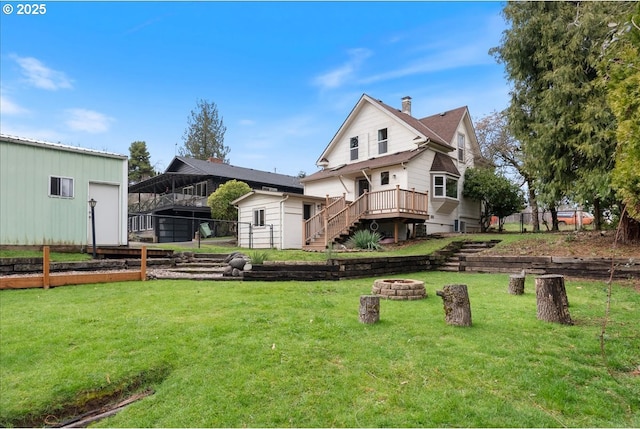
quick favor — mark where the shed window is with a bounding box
[253,208,265,227]
[49,176,74,198]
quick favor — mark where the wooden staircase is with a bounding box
[438,240,500,272]
[303,187,430,251]
[148,253,232,280]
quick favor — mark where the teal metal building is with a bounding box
[0,135,128,247]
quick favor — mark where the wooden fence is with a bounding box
[0,246,147,290]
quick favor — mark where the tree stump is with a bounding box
[359,295,380,324]
[508,274,525,295]
[535,275,572,325]
[435,284,472,326]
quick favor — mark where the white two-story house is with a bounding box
[300,94,484,250]
[233,94,485,250]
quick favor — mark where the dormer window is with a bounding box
[350,136,359,161]
[457,133,465,162]
[378,128,388,154]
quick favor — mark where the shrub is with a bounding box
[346,230,382,250]
[249,250,269,264]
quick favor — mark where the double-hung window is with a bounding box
[378,128,388,154]
[350,137,359,161]
[457,133,465,162]
[253,208,265,227]
[49,176,74,198]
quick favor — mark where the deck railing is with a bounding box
[129,193,208,213]
[304,186,428,247]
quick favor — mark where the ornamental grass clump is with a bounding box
[249,250,270,265]
[347,230,382,250]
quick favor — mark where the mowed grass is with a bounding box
[1,273,638,427]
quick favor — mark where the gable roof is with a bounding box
[302,147,428,182]
[419,106,469,144]
[316,94,466,166]
[232,189,325,205]
[168,157,302,188]
[129,156,302,194]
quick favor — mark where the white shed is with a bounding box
[233,190,325,249]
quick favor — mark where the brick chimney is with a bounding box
[401,96,412,116]
[207,157,223,164]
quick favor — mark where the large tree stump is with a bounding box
[508,274,525,295]
[359,295,380,324]
[535,275,572,325]
[435,284,472,326]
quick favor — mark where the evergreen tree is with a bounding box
[603,3,640,242]
[491,2,625,230]
[179,99,229,162]
[128,141,155,184]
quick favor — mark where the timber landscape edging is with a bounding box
[459,254,637,280]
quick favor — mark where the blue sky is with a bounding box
[1,1,510,177]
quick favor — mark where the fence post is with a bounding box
[43,246,50,289]
[140,246,147,281]
[270,224,274,248]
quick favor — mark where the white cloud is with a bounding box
[313,48,372,90]
[0,123,66,142]
[65,109,114,133]
[12,55,73,91]
[238,119,255,126]
[0,94,29,115]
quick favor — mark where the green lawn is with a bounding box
[1,273,638,427]
[0,249,92,262]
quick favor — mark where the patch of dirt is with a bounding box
[484,231,640,259]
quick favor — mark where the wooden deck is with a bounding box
[303,186,428,250]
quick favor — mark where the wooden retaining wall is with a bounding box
[459,255,638,280]
[243,254,446,281]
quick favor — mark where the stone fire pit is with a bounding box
[372,278,427,300]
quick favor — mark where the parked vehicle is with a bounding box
[557,211,593,225]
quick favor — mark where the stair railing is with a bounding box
[303,195,347,244]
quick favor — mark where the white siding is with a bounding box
[236,193,323,249]
[325,103,420,169]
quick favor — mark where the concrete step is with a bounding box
[168,266,227,274]
[174,261,227,268]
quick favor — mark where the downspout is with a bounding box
[279,194,289,250]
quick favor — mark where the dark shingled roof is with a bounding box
[372,98,450,146]
[129,156,302,194]
[430,152,461,176]
[302,147,428,182]
[419,106,469,144]
[169,157,302,188]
